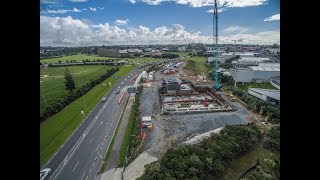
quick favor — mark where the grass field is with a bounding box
[40,64,138,166]
[41,54,119,63]
[40,65,113,113]
[222,145,279,179]
[184,56,210,77]
[236,82,276,91]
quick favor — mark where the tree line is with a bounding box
[140,125,262,180]
[40,67,119,122]
[263,125,280,153]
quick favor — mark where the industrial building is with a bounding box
[270,77,280,89]
[233,57,271,68]
[207,52,260,64]
[248,88,280,105]
[231,63,280,83]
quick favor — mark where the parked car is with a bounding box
[116,90,120,94]
[40,168,51,180]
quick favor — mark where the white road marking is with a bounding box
[72,161,79,172]
[89,137,93,144]
[81,173,86,180]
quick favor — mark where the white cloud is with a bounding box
[142,0,171,5]
[264,14,280,21]
[206,8,225,13]
[129,0,267,8]
[89,7,96,11]
[41,7,82,14]
[40,16,279,46]
[69,0,89,2]
[115,19,129,26]
[223,26,248,34]
[40,0,61,4]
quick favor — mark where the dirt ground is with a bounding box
[139,62,250,158]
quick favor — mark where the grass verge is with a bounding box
[118,94,139,167]
[40,65,138,166]
[100,96,130,173]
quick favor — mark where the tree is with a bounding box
[64,67,75,92]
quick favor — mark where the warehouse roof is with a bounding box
[259,63,280,68]
[240,57,270,61]
[250,66,280,71]
[248,88,280,101]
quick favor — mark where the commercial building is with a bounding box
[248,88,280,105]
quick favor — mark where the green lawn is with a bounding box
[40,65,113,113]
[40,64,139,166]
[41,54,119,63]
[222,145,279,180]
[236,82,276,91]
[184,56,211,77]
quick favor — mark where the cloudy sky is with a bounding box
[40,0,280,46]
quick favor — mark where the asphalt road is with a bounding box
[41,66,146,180]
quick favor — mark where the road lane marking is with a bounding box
[45,69,141,178]
[89,137,93,144]
[72,161,79,172]
[50,94,117,180]
[81,173,86,180]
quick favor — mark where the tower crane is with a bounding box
[212,0,221,91]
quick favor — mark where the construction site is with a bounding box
[136,60,253,160]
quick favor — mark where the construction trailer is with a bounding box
[142,116,152,129]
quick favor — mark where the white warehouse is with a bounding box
[231,63,280,83]
[248,88,280,105]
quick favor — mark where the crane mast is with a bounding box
[212,0,221,91]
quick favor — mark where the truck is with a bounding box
[141,116,152,129]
